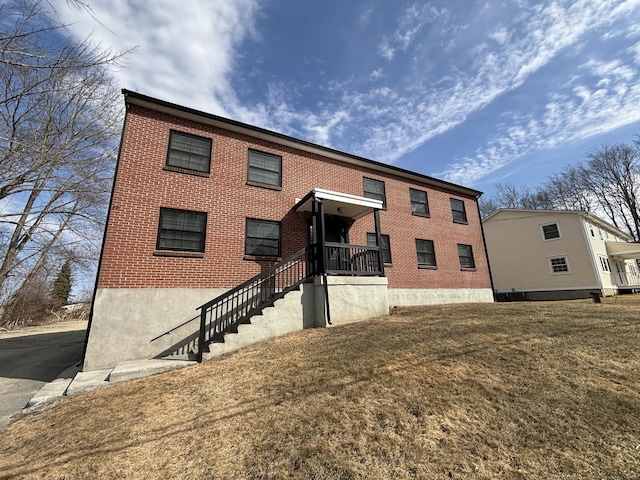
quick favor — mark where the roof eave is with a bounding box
[122,89,482,199]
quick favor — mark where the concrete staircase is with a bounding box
[202,287,305,360]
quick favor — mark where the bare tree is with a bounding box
[482,139,640,240]
[0,0,126,319]
[583,143,640,240]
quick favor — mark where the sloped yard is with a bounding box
[1,298,639,479]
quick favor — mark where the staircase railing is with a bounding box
[195,246,311,362]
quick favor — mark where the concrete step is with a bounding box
[202,289,304,360]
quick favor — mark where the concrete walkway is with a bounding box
[1,320,195,429]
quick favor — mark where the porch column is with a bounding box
[317,199,326,275]
[374,209,385,277]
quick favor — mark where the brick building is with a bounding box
[82,90,494,371]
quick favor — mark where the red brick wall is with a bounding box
[97,104,492,291]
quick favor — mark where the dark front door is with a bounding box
[324,215,349,243]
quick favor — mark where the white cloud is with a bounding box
[52,0,640,188]
[439,57,640,185]
[369,68,384,80]
[377,4,437,61]
[52,0,261,117]
[489,27,509,45]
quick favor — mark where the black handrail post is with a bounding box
[197,307,206,363]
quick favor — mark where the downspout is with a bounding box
[317,199,331,325]
[476,196,496,302]
[373,209,385,277]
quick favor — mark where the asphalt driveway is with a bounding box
[0,320,87,429]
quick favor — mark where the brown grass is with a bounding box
[1,298,640,479]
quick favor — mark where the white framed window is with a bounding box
[547,255,570,275]
[541,222,561,241]
[598,255,611,273]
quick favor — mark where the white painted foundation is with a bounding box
[388,288,494,306]
[84,282,492,371]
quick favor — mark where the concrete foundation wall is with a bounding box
[314,276,389,327]
[84,287,227,371]
[388,288,494,306]
[85,282,493,371]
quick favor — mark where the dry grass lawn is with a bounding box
[1,298,640,479]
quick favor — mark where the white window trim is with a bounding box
[547,255,571,275]
[598,255,611,273]
[540,222,562,241]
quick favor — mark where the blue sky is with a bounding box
[54,0,640,197]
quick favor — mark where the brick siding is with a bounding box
[97,104,492,291]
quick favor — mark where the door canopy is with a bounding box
[294,188,383,219]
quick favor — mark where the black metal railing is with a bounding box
[195,247,311,362]
[324,242,382,276]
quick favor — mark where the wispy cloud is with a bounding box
[377,4,441,61]
[53,0,261,117]
[440,55,640,185]
[54,0,640,188]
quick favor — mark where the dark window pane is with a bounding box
[245,219,281,256]
[367,233,392,264]
[248,150,282,186]
[363,178,386,207]
[167,131,211,173]
[450,198,467,223]
[416,239,436,266]
[157,208,206,252]
[457,243,475,269]
[542,223,560,240]
[410,188,429,215]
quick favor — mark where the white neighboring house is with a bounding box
[483,209,640,301]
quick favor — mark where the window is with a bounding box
[166,131,211,173]
[157,208,207,252]
[367,233,392,264]
[245,219,281,257]
[548,255,570,274]
[410,188,429,216]
[541,222,561,240]
[599,255,611,273]
[416,239,436,267]
[450,198,467,223]
[363,177,386,208]
[457,244,475,269]
[247,149,282,187]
